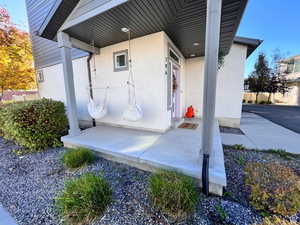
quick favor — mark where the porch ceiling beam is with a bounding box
[201,0,222,195]
[70,37,100,54]
[59,0,129,32]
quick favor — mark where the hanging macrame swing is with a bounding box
[87,39,109,120]
[87,87,109,119]
[122,28,143,122]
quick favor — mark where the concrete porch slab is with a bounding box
[62,120,226,195]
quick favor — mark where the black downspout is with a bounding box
[87,53,96,127]
[202,154,209,195]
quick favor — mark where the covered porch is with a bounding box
[38,0,248,195]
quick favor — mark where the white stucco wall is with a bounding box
[38,57,91,121]
[185,44,248,127]
[91,32,170,132]
[38,33,248,130]
[285,83,300,105]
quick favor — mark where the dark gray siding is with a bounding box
[25,0,87,69]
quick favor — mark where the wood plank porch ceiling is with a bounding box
[65,0,247,58]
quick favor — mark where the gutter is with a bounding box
[87,53,96,127]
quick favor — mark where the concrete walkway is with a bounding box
[243,104,300,134]
[0,205,17,225]
[221,112,300,154]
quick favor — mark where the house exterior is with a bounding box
[25,0,261,195]
[26,1,260,131]
[278,55,300,105]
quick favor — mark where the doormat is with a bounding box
[178,123,198,130]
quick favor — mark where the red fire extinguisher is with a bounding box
[185,105,195,118]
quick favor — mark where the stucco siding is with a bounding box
[185,44,248,127]
[285,83,300,105]
[38,57,91,121]
[91,32,169,132]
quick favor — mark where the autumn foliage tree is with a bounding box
[0,7,35,101]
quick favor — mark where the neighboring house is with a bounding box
[278,55,300,105]
[25,0,261,195]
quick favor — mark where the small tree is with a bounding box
[265,74,280,103]
[0,7,35,101]
[277,75,290,96]
[246,53,271,103]
[265,49,290,102]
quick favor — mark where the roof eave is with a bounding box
[234,36,263,58]
[38,0,80,39]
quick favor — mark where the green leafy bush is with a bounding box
[245,163,300,216]
[248,100,253,104]
[56,173,112,225]
[242,99,246,103]
[149,170,198,219]
[232,144,246,150]
[62,148,95,168]
[260,216,298,225]
[259,101,266,104]
[0,99,68,151]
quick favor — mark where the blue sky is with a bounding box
[1,0,300,77]
[237,0,300,76]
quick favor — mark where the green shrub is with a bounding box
[223,144,246,150]
[56,173,112,225]
[232,144,246,150]
[0,99,68,151]
[149,170,198,219]
[215,204,227,222]
[62,148,95,168]
[248,100,253,104]
[242,99,246,103]
[259,101,266,104]
[245,163,300,216]
[260,216,298,225]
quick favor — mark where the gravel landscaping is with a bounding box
[0,137,299,225]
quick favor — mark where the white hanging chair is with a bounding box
[123,81,142,121]
[87,88,108,119]
[122,29,143,122]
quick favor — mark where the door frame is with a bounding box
[170,61,181,120]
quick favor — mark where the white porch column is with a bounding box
[58,32,81,136]
[201,0,222,194]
